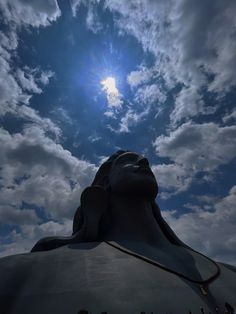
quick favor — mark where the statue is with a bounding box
[0,150,235,313]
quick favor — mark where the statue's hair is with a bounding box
[72,150,128,235]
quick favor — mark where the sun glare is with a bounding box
[100,76,123,108]
[101,77,118,94]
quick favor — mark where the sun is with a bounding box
[100,76,123,108]
[100,77,118,95]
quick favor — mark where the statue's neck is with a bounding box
[101,194,170,247]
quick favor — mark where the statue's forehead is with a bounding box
[113,152,142,164]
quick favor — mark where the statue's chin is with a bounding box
[111,177,158,201]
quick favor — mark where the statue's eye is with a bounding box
[123,163,134,167]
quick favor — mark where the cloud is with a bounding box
[0,0,61,28]
[51,107,73,126]
[0,205,39,226]
[170,86,217,126]
[153,122,236,172]
[0,219,72,257]
[0,29,18,52]
[86,3,103,33]
[17,105,61,138]
[127,65,154,88]
[152,163,192,198]
[104,0,236,120]
[0,126,97,220]
[101,77,123,109]
[16,67,55,94]
[71,0,103,34]
[0,125,97,257]
[0,53,30,115]
[135,83,167,106]
[117,108,149,133]
[71,0,82,17]
[127,64,166,118]
[162,185,236,265]
[223,110,236,124]
[88,133,102,143]
[16,69,42,94]
[0,123,96,257]
[152,122,236,198]
[0,26,58,136]
[0,56,54,117]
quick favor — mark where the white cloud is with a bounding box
[170,86,217,126]
[88,133,102,143]
[86,3,103,33]
[0,54,30,114]
[15,67,55,94]
[0,125,97,257]
[0,26,57,136]
[116,107,149,133]
[0,219,72,257]
[103,0,236,120]
[0,0,61,28]
[0,30,18,52]
[127,65,153,88]
[153,122,236,172]
[196,194,220,205]
[38,70,54,85]
[223,110,236,124]
[152,163,192,198]
[0,0,57,120]
[101,77,123,109]
[71,0,103,34]
[0,126,97,221]
[16,69,43,94]
[0,205,39,226]
[71,0,83,17]
[51,107,73,126]
[135,83,167,105]
[162,185,236,265]
[152,122,236,198]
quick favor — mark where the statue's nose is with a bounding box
[137,157,149,167]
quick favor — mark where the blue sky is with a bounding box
[0,0,236,264]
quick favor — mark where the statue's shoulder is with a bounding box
[0,251,33,269]
[0,243,94,295]
[0,241,105,275]
[218,262,236,273]
[0,252,35,291]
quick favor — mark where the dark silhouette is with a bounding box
[0,150,235,313]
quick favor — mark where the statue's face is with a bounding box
[109,152,158,200]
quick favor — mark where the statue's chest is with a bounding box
[1,244,236,314]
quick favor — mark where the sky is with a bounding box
[0,0,236,265]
